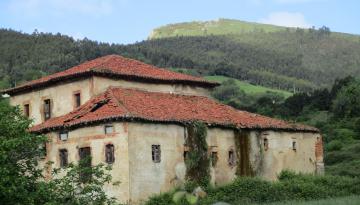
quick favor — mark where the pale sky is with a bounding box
[0,0,359,44]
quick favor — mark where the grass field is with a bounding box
[204,75,293,98]
[253,195,360,205]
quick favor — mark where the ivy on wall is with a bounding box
[234,129,255,176]
[185,121,210,188]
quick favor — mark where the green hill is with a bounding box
[123,19,360,92]
[149,18,287,39]
[204,75,292,97]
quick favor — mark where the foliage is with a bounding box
[332,79,360,118]
[185,121,211,189]
[144,171,360,205]
[0,98,48,204]
[0,99,118,205]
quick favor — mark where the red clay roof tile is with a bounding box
[30,87,318,133]
[3,55,218,95]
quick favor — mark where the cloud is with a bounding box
[7,0,117,16]
[259,12,311,28]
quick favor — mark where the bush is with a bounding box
[145,171,360,205]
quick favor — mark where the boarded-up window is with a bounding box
[104,125,114,134]
[44,99,51,120]
[152,145,161,163]
[79,147,91,183]
[228,149,236,166]
[24,104,30,117]
[105,144,115,164]
[59,149,68,168]
[74,93,81,108]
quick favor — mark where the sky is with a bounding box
[0,0,359,44]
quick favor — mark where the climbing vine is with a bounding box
[185,121,210,188]
[234,129,255,176]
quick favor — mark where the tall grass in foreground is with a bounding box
[260,195,360,205]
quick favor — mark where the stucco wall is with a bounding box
[9,78,92,125]
[43,123,131,204]
[93,76,211,97]
[40,120,322,204]
[250,130,322,180]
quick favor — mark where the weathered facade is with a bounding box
[3,55,324,204]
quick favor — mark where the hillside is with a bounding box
[149,18,287,39]
[136,19,360,91]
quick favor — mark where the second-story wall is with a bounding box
[9,78,93,125]
[92,76,211,97]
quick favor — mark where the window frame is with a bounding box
[152,144,161,163]
[228,149,236,167]
[23,103,30,117]
[59,131,69,141]
[104,125,114,134]
[105,144,115,164]
[43,99,51,120]
[73,91,81,108]
[59,149,68,168]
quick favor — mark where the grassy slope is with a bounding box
[205,75,292,97]
[149,18,359,41]
[149,18,286,39]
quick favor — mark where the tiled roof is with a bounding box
[3,55,219,95]
[31,87,319,133]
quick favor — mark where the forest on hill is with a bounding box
[2,23,360,92]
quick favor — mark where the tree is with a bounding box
[332,79,360,118]
[0,99,118,205]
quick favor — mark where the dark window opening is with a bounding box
[228,149,236,166]
[44,99,51,120]
[152,145,161,163]
[183,151,189,161]
[105,144,115,164]
[79,147,91,183]
[74,93,81,108]
[211,151,218,167]
[292,141,297,151]
[263,138,269,151]
[104,125,114,134]
[24,104,30,117]
[59,149,68,168]
[59,131,68,141]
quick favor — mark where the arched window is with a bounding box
[105,144,115,164]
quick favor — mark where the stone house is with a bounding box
[2,55,324,204]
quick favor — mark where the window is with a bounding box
[24,104,30,117]
[59,149,68,168]
[263,138,269,151]
[292,141,297,151]
[183,151,189,161]
[104,125,114,134]
[79,147,91,183]
[43,99,51,120]
[228,149,236,166]
[152,145,161,163]
[59,131,68,141]
[105,144,115,164]
[74,93,81,108]
[211,151,218,167]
